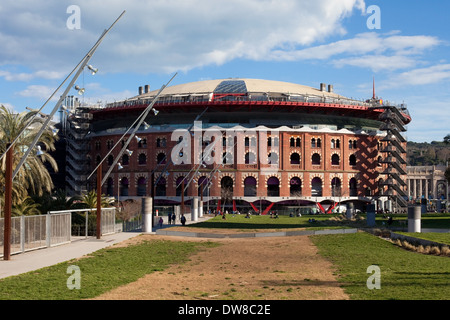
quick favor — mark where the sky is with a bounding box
[0,0,449,143]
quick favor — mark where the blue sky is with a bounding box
[0,0,449,142]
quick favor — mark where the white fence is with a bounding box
[0,208,117,258]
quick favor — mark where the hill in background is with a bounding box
[407,140,449,166]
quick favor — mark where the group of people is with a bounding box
[158,212,187,228]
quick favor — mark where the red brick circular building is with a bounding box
[86,78,411,214]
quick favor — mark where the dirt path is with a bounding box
[93,234,349,300]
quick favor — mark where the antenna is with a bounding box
[373,76,376,100]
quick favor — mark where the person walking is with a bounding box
[180,214,186,226]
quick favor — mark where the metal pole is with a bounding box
[12,11,126,181]
[3,143,13,260]
[96,73,177,186]
[96,162,102,239]
[181,180,185,215]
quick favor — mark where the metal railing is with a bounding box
[0,213,71,257]
[0,208,118,258]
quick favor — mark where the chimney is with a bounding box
[328,84,333,93]
[320,83,327,92]
[138,86,143,95]
[144,85,150,93]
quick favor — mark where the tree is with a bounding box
[11,197,41,216]
[444,134,450,145]
[0,105,58,206]
[75,190,114,209]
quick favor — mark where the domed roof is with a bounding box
[131,78,345,100]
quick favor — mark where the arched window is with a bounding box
[311,138,316,148]
[244,137,250,147]
[336,139,340,148]
[290,177,302,197]
[138,153,147,165]
[222,152,233,165]
[106,177,114,196]
[290,137,295,147]
[311,177,322,196]
[268,152,278,165]
[137,177,146,196]
[331,178,341,197]
[157,152,166,164]
[197,176,209,197]
[245,152,257,164]
[317,138,322,148]
[221,176,234,202]
[296,138,301,147]
[244,177,257,197]
[312,153,321,165]
[349,178,357,196]
[267,177,280,197]
[176,176,188,197]
[120,177,129,196]
[107,155,114,166]
[156,177,166,196]
[331,154,340,166]
[290,153,301,165]
[349,154,357,166]
[331,139,336,149]
[122,154,129,165]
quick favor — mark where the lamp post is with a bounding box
[96,162,102,239]
[1,11,125,260]
[3,144,13,260]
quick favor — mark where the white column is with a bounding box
[191,197,198,222]
[198,200,203,218]
[142,197,153,233]
[408,206,421,233]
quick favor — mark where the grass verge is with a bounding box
[310,232,450,300]
[0,237,219,300]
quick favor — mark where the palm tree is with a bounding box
[76,190,114,209]
[0,105,58,206]
[11,197,41,216]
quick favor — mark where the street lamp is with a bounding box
[2,10,126,260]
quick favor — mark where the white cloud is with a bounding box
[0,70,65,82]
[0,0,366,74]
[268,32,440,72]
[18,84,57,100]
[376,64,450,90]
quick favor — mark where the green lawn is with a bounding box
[394,232,450,246]
[187,213,358,230]
[0,238,218,300]
[373,213,450,229]
[311,232,450,300]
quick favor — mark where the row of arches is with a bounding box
[106,176,359,198]
[98,151,357,167]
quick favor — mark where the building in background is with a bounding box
[63,78,412,214]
